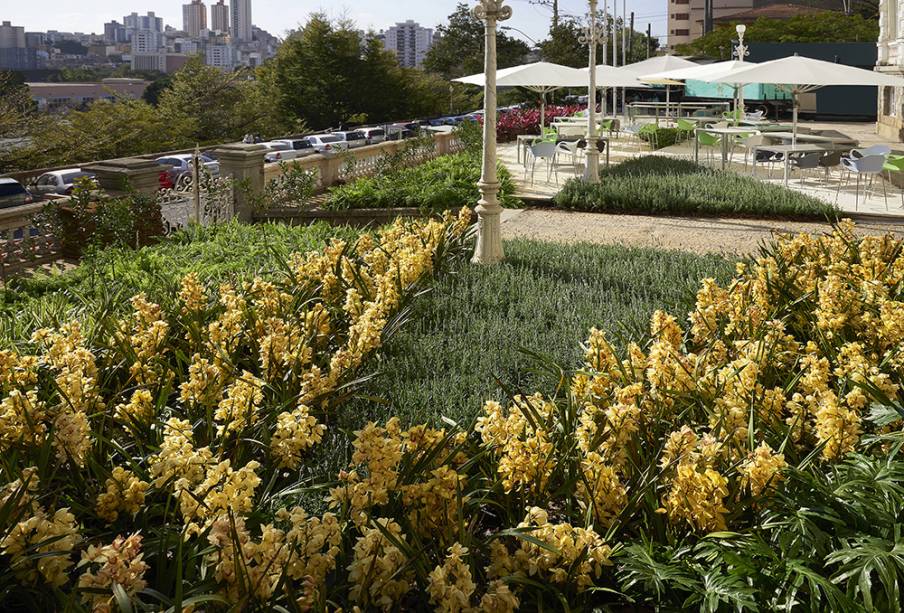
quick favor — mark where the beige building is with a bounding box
[877,0,904,140]
[211,0,229,34]
[183,0,207,38]
[667,0,754,48]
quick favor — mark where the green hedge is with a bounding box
[554,156,840,220]
[325,151,521,212]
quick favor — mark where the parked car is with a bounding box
[259,141,299,163]
[155,153,220,183]
[273,139,315,157]
[334,130,367,149]
[385,122,419,141]
[360,127,386,145]
[0,178,33,209]
[305,134,349,154]
[31,168,96,197]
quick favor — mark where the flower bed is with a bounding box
[555,156,841,220]
[496,104,584,142]
[2,220,904,610]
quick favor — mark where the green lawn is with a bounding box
[341,238,733,430]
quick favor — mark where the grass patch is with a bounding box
[554,156,841,220]
[342,237,733,430]
[0,220,360,344]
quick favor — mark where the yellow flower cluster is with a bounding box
[347,518,413,610]
[77,533,149,613]
[428,543,477,612]
[95,467,149,523]
[116,294,170,386]
[740,442,787,497]
[1,504,80,586]
[271,403,326,469]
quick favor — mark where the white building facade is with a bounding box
[384,20,433,68]
[878,0,904,140]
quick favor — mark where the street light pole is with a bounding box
[471,0,512,265]
[581,0,602,183]
[735,24,749,123]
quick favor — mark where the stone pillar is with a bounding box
[582,0,601,183]
[471,0,512,266]
[82,157,166,196]
[214,143,267,222]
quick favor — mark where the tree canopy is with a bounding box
[422,3,531,79]
[539,16,659,68]
[675,12,879,58]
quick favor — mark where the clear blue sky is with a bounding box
[6,0,668,43]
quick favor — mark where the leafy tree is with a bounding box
[267,14,448,129]
[0,72,50,173]
[157,57,291,144]
[540,16,659,68]
[141,73,174,106]
[676,12,879,58]
[422,3,531,80]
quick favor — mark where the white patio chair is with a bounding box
[525,141,559,185]
[555,140,583,174]
[837,154,889,211]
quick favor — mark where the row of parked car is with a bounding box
[0,121,438,209]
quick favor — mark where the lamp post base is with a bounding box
[583,149,601,183]
[471,187,504,264]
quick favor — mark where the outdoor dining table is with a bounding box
[751,142,853,187]
[693,126,761,171]
[764,132,859,146]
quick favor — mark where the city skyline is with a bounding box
[4,0,669,43]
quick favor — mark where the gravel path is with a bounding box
[500,209,904,256]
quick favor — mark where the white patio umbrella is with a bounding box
[454,62,588,127]
[710,54,904,143]
[622,55,698,119]
[643,60,758,123]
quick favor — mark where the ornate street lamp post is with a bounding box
[735,24,749,123]
[471,0,512,265]
[580,0,603,183]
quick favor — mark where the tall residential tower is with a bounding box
[230,0,252,42]
[384,20,433,68]
[211,0,229,34]
[182,0,207,38]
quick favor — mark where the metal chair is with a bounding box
[525,141,559,185]
[676,118,696,146]
[697,131,721,165]
[555,140,583,174]
[883,153,904,208]
[837,154,889,210]
[818,150,845,183]
[789,151,823,185]
[738,134,765,172]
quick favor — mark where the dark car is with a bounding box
[0,178,33,209]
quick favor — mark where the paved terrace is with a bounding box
[502,121,904,219]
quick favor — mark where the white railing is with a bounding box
[0,202,60,281]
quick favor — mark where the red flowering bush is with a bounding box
[494,104,586,142]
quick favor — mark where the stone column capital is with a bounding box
[473,0,512,23]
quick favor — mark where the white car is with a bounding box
[273,139,316,158]
[305,134,349,155]
[334,130,367,149]
[259,141,303,164]
[31,168,96,196]
[360,127,386,145]
[156,154,220,182]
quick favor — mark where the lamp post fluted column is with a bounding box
[581,0,602,183]
[734,24,749,125]
[471,0,512,265]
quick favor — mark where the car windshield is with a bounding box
[268,143,290,150]
[368,130,385,136]
[318,135,342,143]
[200,155,216,163]
[61,172,86,184]
[293,141,312,149]
[344,132,363,139]
[0,183,26,197]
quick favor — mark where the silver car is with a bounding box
[31,168,96,196]
[156,154,220,183]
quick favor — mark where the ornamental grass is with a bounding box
[2,218,904,610]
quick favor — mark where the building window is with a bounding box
[673,13,690,20]
[884,86,898,117]
[675,29,690,36]
[675,0,690,4]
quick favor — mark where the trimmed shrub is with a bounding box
[554,156,841,220]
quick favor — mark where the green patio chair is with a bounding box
[541,126,558,142]
[600,119,614,138]
[638,123,659,150]
[697,131,721,165]
[676,118,695,144]
[883,153,904,208]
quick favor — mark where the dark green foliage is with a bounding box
[343,238,732,428]
[638,126,680,150]
[325,151,520,212]
[0,221,359,345]
[554,156,841,220]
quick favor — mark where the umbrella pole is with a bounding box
[738,82,745,124]
[666,86,670,125]
[792,89,799,146]
[541,92,546,129]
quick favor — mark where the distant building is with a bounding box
[25,32,46,48]
[27,78,149,112]
[131,52,167,72]
[0,21,40,70]
[230,0,252,42]
[206,43,235,69]
[384,20,433,68]
[123,12,164,35]
[132,30,161,54]
[183,0,208,38]
[104,21,128,44]
[211,1,230,33]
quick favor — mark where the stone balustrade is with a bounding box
[0,202,60,281]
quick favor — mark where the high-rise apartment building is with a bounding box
[183,0,207,37]
[123,12,164,35]
[211,0,229,34]
[230,0,252,42]
[0,20,26,48]
[384,20,433,68]
[104,20,128,43]
[0,21,39,70]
